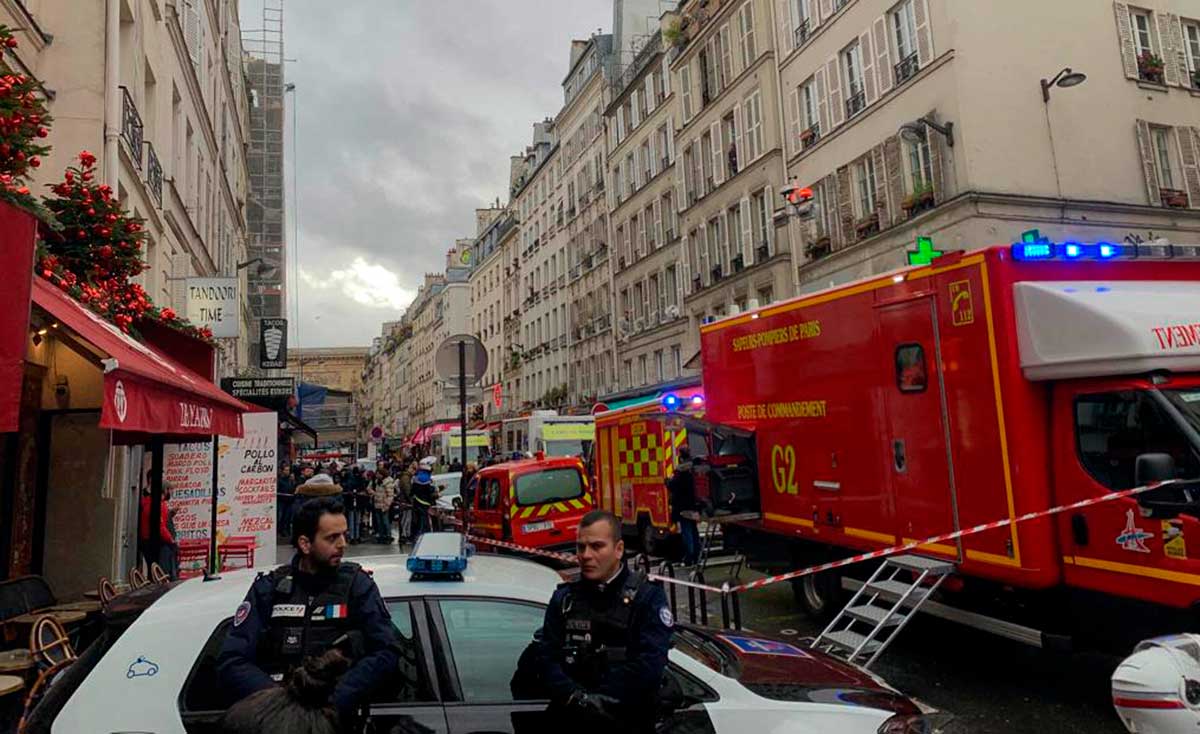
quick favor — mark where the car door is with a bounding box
[366,599,450,733]
[426,596,551,733]
[471,477,503,540]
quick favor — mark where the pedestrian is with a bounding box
[277,464,296,540]
[512,510,672,732]
[449,456,463,474]
[462,462,478,507]
[371,472,394,543]
[410,457,439,538]
[139,480,178,578]
[217,497,401,724]
[295,471,342,503]
[667,447,700,566]
[220,649,350,734]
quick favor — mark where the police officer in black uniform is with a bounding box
[217,496,400,722]
[516,509,673,732]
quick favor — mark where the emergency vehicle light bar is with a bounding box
[1011,241,1200,262]
[407,532,470,577]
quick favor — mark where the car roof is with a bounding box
[479,457,583,477]
[53,552,563,733]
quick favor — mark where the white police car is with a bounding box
[44,534,939,733]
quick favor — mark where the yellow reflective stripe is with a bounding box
[537,504,553,517]
[520,506,535,519]
[509,505,518,518]
[568,499,584,509]
[554,502,568,513]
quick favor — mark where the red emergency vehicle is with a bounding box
[701,239,1200,644]
[463,456,593,553]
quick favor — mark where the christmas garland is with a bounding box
[0,25,214,343]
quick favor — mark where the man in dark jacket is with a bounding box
[217,497,400,721]
[667,447,700,565]
[410,457,439,537]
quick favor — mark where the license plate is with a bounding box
[521,520,553,534]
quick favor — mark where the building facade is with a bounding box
[468,207,515,421]
[285,346,368,394]
[669,0,796,364]
[777,0,1200,292]
[23,0,253,377]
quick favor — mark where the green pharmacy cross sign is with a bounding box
[906,236,944,266]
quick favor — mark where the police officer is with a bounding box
[410,457,438,536]
[517,509,673,732]
[217,496,400,721]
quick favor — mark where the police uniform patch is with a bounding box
[659,606,673,627]
[233,600,251,627]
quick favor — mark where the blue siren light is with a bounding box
[691,394,705,406]
[662,393,680,409]
[407,532,470,578]
[1098,243,1116,258]
[1012,242,1054,261]
[1063,242,1082,258]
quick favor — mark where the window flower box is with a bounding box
[805,236,832,260]
[855,212,880,238]
[901,184,935,217]
[1138,51,1165,84]
[1161,188,1189,209]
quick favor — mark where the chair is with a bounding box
[97,578,116,609]
[219,536,256,571]
[29,616,75,670]
[177,540,210,580]
[149,563,170,584]
[16,659,72,734]
[128,567,148,590]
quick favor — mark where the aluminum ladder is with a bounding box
[811,554,956,669]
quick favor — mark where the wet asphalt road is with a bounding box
[297,540,1129,734]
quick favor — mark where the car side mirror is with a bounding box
[452,496,463,509]
[1135,453,1176,486]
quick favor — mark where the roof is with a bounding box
[479,456,585,477]
[53,552,562,733]
[1015,280,1200,380]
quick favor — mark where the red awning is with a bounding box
[428,421,458,435]
[32,277,246,437]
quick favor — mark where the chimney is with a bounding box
[569,39,589,69]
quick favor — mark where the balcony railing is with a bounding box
[145,141,163,206]
[793,18,812,48]
[800,123,821,151]
[895,53,919,85]
[756,242,770,263]
[845,88,866,119]
[120,87,144,170]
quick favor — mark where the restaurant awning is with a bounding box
[32,277,246,438]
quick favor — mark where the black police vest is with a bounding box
[258,562,361,679]
[559,568,645,688]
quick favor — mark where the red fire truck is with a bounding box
[701,239,1200,646]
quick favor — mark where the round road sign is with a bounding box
[435,334,488,385]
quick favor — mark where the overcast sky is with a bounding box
[238,1,613,348]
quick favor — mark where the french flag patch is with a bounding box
[324,603,348,619]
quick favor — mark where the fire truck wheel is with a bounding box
[638,516,660,556]
[792,568,845,622]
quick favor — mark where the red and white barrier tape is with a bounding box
[466,534,578,564]
[648,480,1176,595]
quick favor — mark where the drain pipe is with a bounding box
[102,0,120,190]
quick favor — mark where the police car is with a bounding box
[44,534,938,733]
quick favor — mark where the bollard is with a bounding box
[720,593,730,629]
[731,590,742,630]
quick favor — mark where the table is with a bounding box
[0,650,32,675]
[48,601,101,614]
[9,610,86,627]
[0,674,24,732]
[0,674,21,696]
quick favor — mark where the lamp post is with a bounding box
[1039,67,1088,201]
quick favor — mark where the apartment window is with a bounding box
[793,0,813,46]
[625,153,635,192]
[640,140,652,182]
[906,133,933,193]
[752,189,769,257]
[757,285,774,306]
[744,90,764,161]
[701,131,714,194]
[657,125,670,168]
[707,217,724,280]
[812,183,829,238]
[722,112,739,177]
[739,2,757,68]
[663,191,676,239]
[701,42,719,103]
[654,350,665,382]
[720,25,735,84]
[842,42,866,118]
[665,265,679,306]
[645,204,656,248]
[624,359,633,388]
[683,145,696,204]
[892,0,918,72]
[1152,126,1181,191]
[728,204,743,268]
[680,64,694,119]
[1131,9,1154,56]
[854,156,878,220]
[672,345,682,377]
[1186,20,1200,87]
[800,78,819,136]
[639,355,648,385]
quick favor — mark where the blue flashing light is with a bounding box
[1063,242,1082,258]
[663,393,680,409]
[407,532,470,578]
[1012,242,1054,261]
[690,394,705,407]
[1098,243,1116,259]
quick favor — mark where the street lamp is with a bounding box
[235,257,280,280]
[1040,67,1087,103]
[899,116,954,147]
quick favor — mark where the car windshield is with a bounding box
[1075,390,1200,489]
[1162,388,1200,437]
[672,626,741,676]
[544,439,583,457]
[514,467,583,506]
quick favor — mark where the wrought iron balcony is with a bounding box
[793,18,812,48]
[845,88,866,119]
[145,141,163,206]
[800,123,821,151]
[120,87,144,169]
[895,53,919,85]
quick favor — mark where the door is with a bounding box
[367,599,449,732]
[472,477,503,540]
[877,298,960,557]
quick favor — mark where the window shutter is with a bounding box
[1156,12,1181,86]
[723,209,735,268]
[667,116,676,161]
[914,0,932,67]
[1179,126,1200,206]
[680,233,690,292]
[634,146,642,190]
[826,55,844,127]
[676,148,687,212]
[788,87,801,156]
[781,0,796,54]
[764,185,775,255]
[733,103,744,164]
[740,196,753,261]
[632,90,642,128]
[711,121,725,186]
[860,30,877,105]
[617,107,626,141]
[646,76,656,114]
[872,144,890,222]
[184,0,199,63]
[698,227,710,283]
[680,65,693,121]
[815,66,830,135]
[1135,120,1161,205]
[874,15,893,95]
[648,134,658,178]
[659,268,668,312]
[1114,3,1138,80]
[653,198,663,246]
[642,277,651,319]
[818,0,833,23]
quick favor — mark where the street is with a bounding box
[315,540,1128,733]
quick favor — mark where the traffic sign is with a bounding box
[435,334,488,384]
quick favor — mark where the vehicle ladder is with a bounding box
[811,554,956,669]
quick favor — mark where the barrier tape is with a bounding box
[466,534,578,564]
[647,480,1178,596]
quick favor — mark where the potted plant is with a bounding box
[805,236,832,259]
[855,211,880,237]
[800,126,818,146]
[663,20,685,48]
[901,182,935,215]
[1161,188,1189,208]
[1137,51,1165,83]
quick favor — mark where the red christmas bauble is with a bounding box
[97,245,113,258]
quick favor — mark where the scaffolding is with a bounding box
[243,0,286,371]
